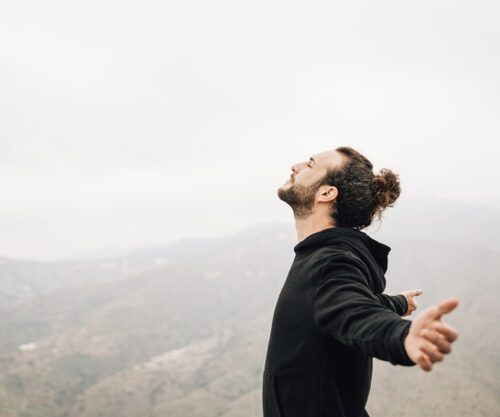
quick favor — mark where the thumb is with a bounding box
[429,298,460,320]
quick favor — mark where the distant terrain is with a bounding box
[0,196,499,417]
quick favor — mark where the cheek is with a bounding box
[301,171,319,183]
[299,169,313,179]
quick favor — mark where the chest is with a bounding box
[271,261,318,335]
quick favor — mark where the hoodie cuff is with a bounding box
[394,294,409,316]
[387,319,416,366]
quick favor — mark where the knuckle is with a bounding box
[439,344,451,354]
[430,322,441,331]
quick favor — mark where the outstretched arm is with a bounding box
[313,253,459,371]
[313,253,416,366]
[374,293,408,315]
[375,289,423,316]
[400,289,423,316]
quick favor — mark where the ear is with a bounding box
[318,186,338,202]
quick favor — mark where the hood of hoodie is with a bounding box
[293,226,391,293]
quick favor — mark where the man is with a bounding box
[262,147,459,417]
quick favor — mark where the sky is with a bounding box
[0,0,499,260]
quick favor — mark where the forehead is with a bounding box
[312,150,345,170]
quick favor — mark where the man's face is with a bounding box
[277,150,345,218]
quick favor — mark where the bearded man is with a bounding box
[262,146,459,417]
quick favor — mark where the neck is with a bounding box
[294,213,335,243]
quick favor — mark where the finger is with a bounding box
[420,339,444,362]
[430,321,459,343]
[428,298,459,320]
[406,289,422,297]
[420,328,452,354]
[417,352,433,372]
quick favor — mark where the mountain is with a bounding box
[0,197,498,417]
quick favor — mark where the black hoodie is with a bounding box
[262,226,416,417]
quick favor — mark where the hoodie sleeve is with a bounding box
[313,253,415,366]
[374,293,408,316]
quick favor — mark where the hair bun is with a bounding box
[372,168,401,210]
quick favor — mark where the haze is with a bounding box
[0,0,499,260]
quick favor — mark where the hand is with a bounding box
[404,298,459,372]
[401,289,423,316]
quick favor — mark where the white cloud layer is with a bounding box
[0,0,499,259]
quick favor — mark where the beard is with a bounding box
[277,177,326,219]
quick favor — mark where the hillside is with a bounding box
[0,199,499,417]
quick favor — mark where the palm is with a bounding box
[404,298,459,372]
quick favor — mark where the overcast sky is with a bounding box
[0,0,499,260]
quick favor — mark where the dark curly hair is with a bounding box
[319,146,401,230]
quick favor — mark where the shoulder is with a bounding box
[316,247,371,284]
[310,245,369,281]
